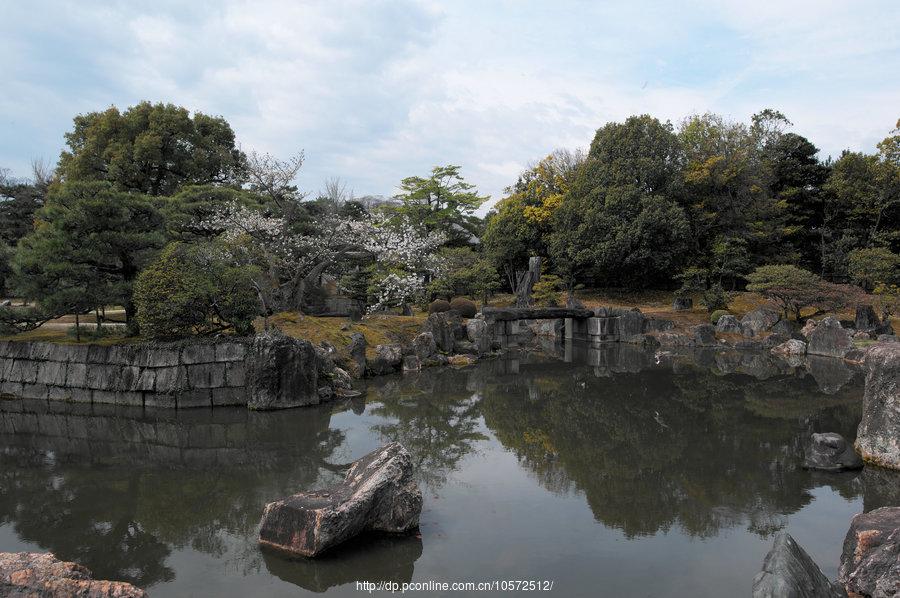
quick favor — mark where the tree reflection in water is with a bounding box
[0,402,343,587]
[0,343,894,595]
[477,345,864,538]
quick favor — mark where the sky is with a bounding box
[2,0,899,210]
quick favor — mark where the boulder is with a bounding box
[716,314,742,334]
[772,339,807,356]
[367,344,403,376]
[807,317,854,358]
[801,319,819,339]
[856,305,882,332]
[840,507,900,596]
[258,442,422,557]
[644,318,675,333]
[346,333,367,379]
[855,331,874,341]
[691,323,718,347]
[452,340,479,355]
[803,432,863,471]
[402,355,421,372]
[856,344,900,469]
[672,296,693,311]
[465,317,492,355]
[752,532,845,598]
[771,319,797,337]
[877,334,899,343]
[0,551,146,597]
[246,332,319,410]
[741,308,781,337]
[763,333,790,349]
[423,312,463,353]
[412,332,436,360]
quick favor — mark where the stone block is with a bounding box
[7,360,37,383]
[18,383,48,400]
[177,388,211,408]
[132,368,156,392]
[34,361,68,386]
[225,362,246,387]
[144,393,176,409]
[27,343,53,361]
[182,344,215,364]
[85,364,122,390]
[215,342,247,362]
[154,366,187,392]
[136,347,180,367]
[86,345,112,364]
[65,362,88,387]
[212,386,246,406]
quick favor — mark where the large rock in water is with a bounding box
[259,442,422,558]
[367,344,403,376]
[856,344,900,469]
[742,308,781,337]
[803,432,863,471]
[423,312,463,353]
[0,551,146,597]
[808,317,854,358]
[716,314,743,334]
[346,332,367,379]
[752,532,845,597]
[246,332,319,410]
[839,507,900,597]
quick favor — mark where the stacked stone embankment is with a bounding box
[0,339,250,409]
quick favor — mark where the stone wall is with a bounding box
[0,339,250,409]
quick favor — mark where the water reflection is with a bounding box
[0,343,895,596]
[262,535,423,592]
[0,402,343,586]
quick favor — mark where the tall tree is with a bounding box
[551,116,690,288]
[58,101,246,196]
[12,182,166,328]
[394,165,487,244]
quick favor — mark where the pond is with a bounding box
[0,343,894,597]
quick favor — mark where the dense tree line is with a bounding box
[0,101,897,339]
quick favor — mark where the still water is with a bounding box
[1,343,896,597]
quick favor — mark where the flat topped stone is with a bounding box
[481,307,593,321]
[259,442,422,558]
[0,551,146,597]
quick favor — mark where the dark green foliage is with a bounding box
[58,101,246,196]
[746,264,861,321]
[531,275,563,307]
[449,297,477,317]
[428,299,451,313]
[394,165,487,244]
[428,247,500,302]
[12,181,166,327]
[134,242,260,339]
[162,185,267,240]
[701,284,730,312]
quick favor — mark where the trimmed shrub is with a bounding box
[134,242,260,339]
[710,310,730,324]
[428,299,451,314]
[532,275,563,307]
[701,284,730,312]
[449,297,477,318]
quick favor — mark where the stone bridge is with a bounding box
[481,306,673,348]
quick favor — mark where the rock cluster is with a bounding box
[259,442,422,557]
[0,551,145,597]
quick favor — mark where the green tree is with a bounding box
[58,101,246,196]
[134,242,260,339]
[394,165,487,243]
[12,181,166,329]
[483,150,583,291]
[848,247,900,291]
[745,264,859,322]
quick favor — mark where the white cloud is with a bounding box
[1,0,898,209]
